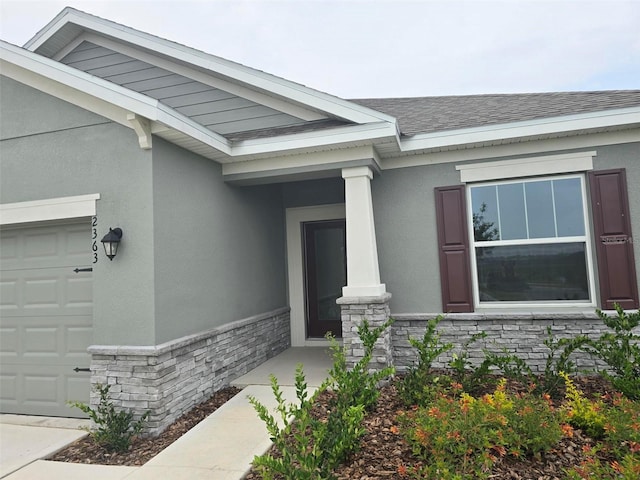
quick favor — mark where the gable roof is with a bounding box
[353,91,640,136]
[24,7,396,127]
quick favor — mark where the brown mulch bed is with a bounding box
[51,376,616,479]
[49,386,241,466]
[245,376,616,480]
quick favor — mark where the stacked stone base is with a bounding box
[87,307,290,435]
[391,312,613,374]
[337,301,625,377]
[337,293,393,372]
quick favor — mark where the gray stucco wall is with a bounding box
[151,138,287,343]
[373,140,640,314]
[0,76,157,345]
[373,162,457,313]
[282,177,345,208]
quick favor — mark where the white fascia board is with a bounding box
[230,122,398,158]
[1,41,232,155]
[24,8,396,126]
[223,145,379,176]
[400,107,640,153]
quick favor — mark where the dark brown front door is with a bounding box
[303,220,346,338]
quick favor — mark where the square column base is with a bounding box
[337,293,393,372]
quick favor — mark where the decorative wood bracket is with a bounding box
[127,113,152,150]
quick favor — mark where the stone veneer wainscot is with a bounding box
[87,307,290,435]
[391,312,614,373]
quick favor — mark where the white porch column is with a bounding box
[341,166,386,297]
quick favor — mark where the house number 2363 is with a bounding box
[92,216,98,264]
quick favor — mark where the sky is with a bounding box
[0,0,639,99]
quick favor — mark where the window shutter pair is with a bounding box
[435,169,639,312]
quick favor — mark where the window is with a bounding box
[468,175,595,306]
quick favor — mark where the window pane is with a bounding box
[497,183,527,240]
[525,180,555,238]
[471,186,500,241]
[554,178,585,236]
[476,243,590,302]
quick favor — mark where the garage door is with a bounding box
[1,220,93,417]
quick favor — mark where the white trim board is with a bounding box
[286,204,346,347]
[456,151,596,183]
[0,194,100,225]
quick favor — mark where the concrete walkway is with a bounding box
[2,347,332,480]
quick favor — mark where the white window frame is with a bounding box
[466,174,597,309]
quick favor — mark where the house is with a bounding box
[1,8,638,434]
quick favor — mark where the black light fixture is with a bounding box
[101,227,123,261]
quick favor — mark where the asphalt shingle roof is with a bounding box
[351,91,640,136]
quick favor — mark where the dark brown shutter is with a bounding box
[589,169,639,309]
[435,185,474,312]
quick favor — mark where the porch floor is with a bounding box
[231,346,332,388]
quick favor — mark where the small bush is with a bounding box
[561,372,607,439]
[399,379,567,479]
[565,445,640,480]
[585,304,640,400]
[327,317,395,411]
[69,383,149,452]
[249,365,364,480]
[398,315,453,406]
[539,327,590,397]
[250,317,394,480]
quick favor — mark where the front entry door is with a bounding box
[303,220,346,338]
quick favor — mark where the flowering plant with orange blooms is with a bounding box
[398,379,566,479]
[565,445,640,480]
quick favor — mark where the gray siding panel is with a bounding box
[59,41,306,136]
[161,89,236,107]
[88,60,152,78]
[65,52,134,71]
[122,73,191,92]
[211,114,302,134]
[72,41,100,53]
[176,98,252,116]
[61,45,116,63]
[103,66,173,85]
[191,105,275,125]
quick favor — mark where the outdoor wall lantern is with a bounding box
[101,227,123,261]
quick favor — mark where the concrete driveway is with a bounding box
[0,415,89,478]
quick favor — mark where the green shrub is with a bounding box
[398,315,453,406]
[539,327,590,397]
[327,317,395,411]
[399,379,566,479]
[603,393,640,457]
[249,365,364,480]
[250,318,394,479]
[561,372,607,439]
[586,304,640,400]
[69,383,149,452]
[565,445,640,480]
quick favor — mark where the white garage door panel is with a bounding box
[0,221,92,417]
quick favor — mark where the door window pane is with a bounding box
[313,227,346,321]
[475,243,589,302]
